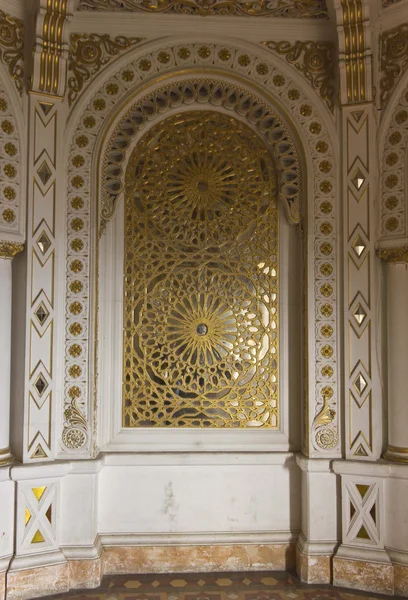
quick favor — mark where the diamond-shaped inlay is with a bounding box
[351,168,366,191]
[35,302,49,325]
[352,235,366,257]
[261,578,278,586]
[354,373,368,396]
[353,302,367,326]
[216,579,233,587]
[38,101,53,116]
[34,373,48,396]
[37,161,52,186]
[37,231,51,255]
[124,581,142,589]
[170,580,187,588]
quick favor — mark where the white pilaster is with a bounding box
[381,251,408,463]
[0,258,13,466]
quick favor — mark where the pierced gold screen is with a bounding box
[123,111,279,428]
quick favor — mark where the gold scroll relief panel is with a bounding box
[123,111,279,428]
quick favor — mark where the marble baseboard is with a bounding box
[68,557,103,590]
[333,557,394,596]
[6,562,69,600]
[103,543,296,575]
[296,546,331,584]
[394,563,408,598]
[0,570,5,600]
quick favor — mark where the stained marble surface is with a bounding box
[34,570,402,600]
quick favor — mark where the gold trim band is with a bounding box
[0,241,24,259]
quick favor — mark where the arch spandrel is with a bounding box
[62,39,340,458]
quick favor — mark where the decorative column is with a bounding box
[380,246,408,463]
[0,242,23,466]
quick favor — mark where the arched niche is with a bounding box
[61,39,339,458]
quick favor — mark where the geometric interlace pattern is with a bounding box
[123,111,278,427]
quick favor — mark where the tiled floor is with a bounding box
[41,571,401,600]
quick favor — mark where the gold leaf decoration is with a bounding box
[378,244,408,263]
[380,25,408,108]
[67,34,144,106]
[313,392,336,428]
[0,10,24,95]
[76,0,328,18]
[262,41,336,112]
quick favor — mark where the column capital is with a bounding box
[0,241,24,260]
[378,244,408,264]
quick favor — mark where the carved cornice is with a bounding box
[379,244,408,263]
[76,0,329,18]
[0,10,24,96]
[0,240,24,259]
[68,34,143,106]
[380,24,408,108]
[262,41,336,112]
[336,0,372,104]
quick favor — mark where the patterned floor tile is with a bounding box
[39,571,398,600]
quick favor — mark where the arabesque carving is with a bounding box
[262,41,336,112]
[380,25,408,108]
[77,0,328,18]
[0,10,24,96]
[68,34,144,106]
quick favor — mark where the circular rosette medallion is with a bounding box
[136,269,269,399]
[129,111,274,251]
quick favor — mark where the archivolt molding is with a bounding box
[102,79,301,227]
[0,9,24,97]
[63,40,339,456]
[0,79,21,238]
[261,41,336,113]
[380,78,408,240]
[67,33,144,107]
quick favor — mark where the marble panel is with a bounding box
[103,544,295,575]
[394,563,408,598]
[6,562,69,600]
[296,546,331,584]
[333,557,394,596]
[69,557,103,589]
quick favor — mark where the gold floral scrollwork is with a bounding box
[76,0,329,18]
[378,244,408,263]
[380,25,408,108]
[0,10,24,95]
[261,41,336,112]
[0,240,24,259]
[62,399,88,450]
[67,34,144,106]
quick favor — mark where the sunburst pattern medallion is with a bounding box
[123,111,279,428]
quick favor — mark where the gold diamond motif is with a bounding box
[351,168,366,191]
[34,374,48,396]
[353,303,367,326]
[37,232,51,254]
[37,161,52,186]
[352,235,366,257]
[354,373,368,395]
[35,303,49,325]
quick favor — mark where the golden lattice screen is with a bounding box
[123,111,279,428]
